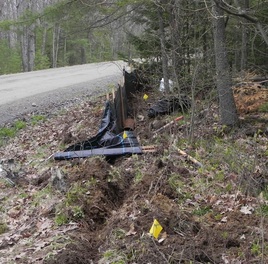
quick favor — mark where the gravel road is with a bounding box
[0,61,126,126]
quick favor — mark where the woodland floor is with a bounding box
[0,85,268,264]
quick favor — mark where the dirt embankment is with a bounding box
[0,84,268,263]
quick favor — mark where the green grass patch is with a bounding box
[55,213,69,226]
[0,120,26,136]
[192,206,212,216]
[71,205,85,220]
[65,182,88,206]
[31,115,46,125]
[14,120,26,130]
[259,102,268,112]
[0,222,9,234]
[257,204,268,216]
[0,120,27,146]
[0,127,16,138]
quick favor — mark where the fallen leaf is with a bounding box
[240,205,254,215]
[8,208,21,218]
[36,218,53,232]
[21,232,32,238]
[126,223,136,236]
[240,234,246,240]
[158,232,167,243]
[221,216,228,223]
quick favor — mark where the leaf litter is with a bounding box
[0,91,268,263]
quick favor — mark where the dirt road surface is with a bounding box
[0,61,126,125]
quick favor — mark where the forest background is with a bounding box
[0,0,267,124]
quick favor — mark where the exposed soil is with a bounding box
[0,85,268,264]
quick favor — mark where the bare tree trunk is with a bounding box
[20,26,29,71]
[9,0,18,48]
[27,23,35,71]
[41,24,48,56]
[168,0,182,90]
[63,37,67,66]
[20,25,35,72]
[214,0,268,46]
[241,22,248,71]
[211,1,239,126]
[158,5,170,93]
[240,0,249,71]
[0,0,18,48]
[52,23,60,68]
[17,0,36,72]
[81,47,86,64]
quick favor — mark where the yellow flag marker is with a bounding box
[123,131,128,139]
[143,94,149,100]
[149,219,163,239]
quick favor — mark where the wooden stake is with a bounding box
[177,148,203,167]
[153,116,183,135]
[141,145,158,153]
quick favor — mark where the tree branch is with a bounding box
[213,0,268,46]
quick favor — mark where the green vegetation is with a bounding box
[259,102,268,112]
[0,92,267,263]
[110,228,126,240]
[258,204,268,216]
[192,206,212,217]
[34,50,50,70]
[65,182,88,206]
[0,40,21,74]
[71,205,84,220]
[55,213,69,226]
[0,120,26,146]
[101,249,127,264]
[32,186,54,207]
[14,120,27,130]
[0,222,9,234]
[0,115,49,146]
[108,164,123,182]
[0,127,17,138]
[251,241,262,256]
[53,179,94,225]
[134,169,143,183]
[31,115,46,125]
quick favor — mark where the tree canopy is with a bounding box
[0,0,267,125]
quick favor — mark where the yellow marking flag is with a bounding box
[143,94,149,100]
[149,219,163,239]
[123,131,128,139]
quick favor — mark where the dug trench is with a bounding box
[43,156,199,264]
[44,157,131,264]
[43,151,267,264]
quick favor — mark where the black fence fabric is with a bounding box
[148,95,191,118]
[54,70,142,160]
[64,101,117,151]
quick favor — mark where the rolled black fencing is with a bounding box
[54,69,143,160]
